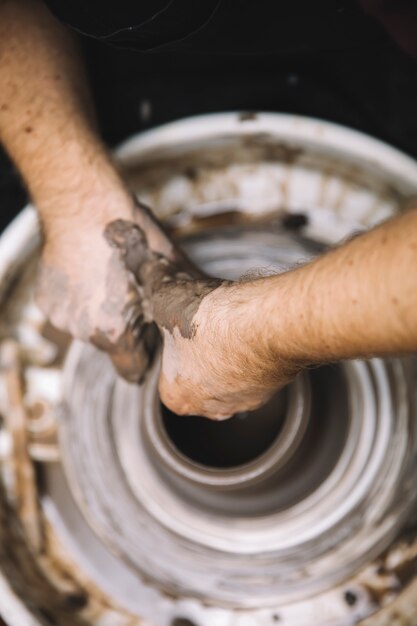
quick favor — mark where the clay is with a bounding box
[239,111,258,122]
[104,219,224,340]
[90,324,157,384]
[133,197,204,278]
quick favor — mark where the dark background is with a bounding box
[2,0,417,233]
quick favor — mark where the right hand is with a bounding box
[106,220,300,419]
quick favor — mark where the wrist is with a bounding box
[35,149,135,237]
[216,271,319,378]
[198,281,302,390]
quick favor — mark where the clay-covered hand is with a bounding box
[106,219,299,419]
[36,200,200,383]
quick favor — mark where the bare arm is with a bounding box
[0,0,182,380]
[0,0,130,225]
[108,207,417,419]
[213,206,417,369]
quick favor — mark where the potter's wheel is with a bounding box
[60,223,417,611]
[3,113,417,626]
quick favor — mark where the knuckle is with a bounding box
[159,382,196,416]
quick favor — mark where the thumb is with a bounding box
[104,219,183,293]
[104,219,222,339]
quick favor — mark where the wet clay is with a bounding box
[90,323,158,384]
[105,219,225,340]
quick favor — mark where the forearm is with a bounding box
[283,207,417,362]
[104,210,417,417]
[210,207,417,379]
[0,0,175,255]
[0,0,121,217]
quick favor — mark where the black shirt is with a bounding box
[2,1,417,230]
[42,0,417,58]
[29,1,417,154]
[43,0,390,55]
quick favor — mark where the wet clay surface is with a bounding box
[105,219,224,340]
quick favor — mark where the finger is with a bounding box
[104,219,182,289]
[92,323,159,383]
[110,341,149,383]
[158,376,234,420]
[110,342,150,382]
[104,220,222,338]
[104,219,152,275]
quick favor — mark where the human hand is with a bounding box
[106,220,300,419]
[155,283,300,420]
[36,194,199,383]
